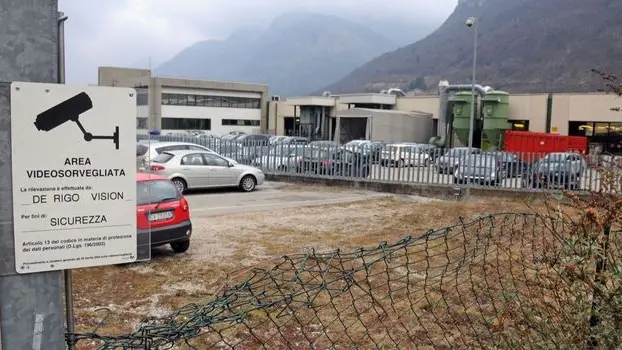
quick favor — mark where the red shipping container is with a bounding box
[503,130,588,163]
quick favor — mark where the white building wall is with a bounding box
[161,105,261,135]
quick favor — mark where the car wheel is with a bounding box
[239,175,256,192]
[171,178,187,193]
[171,240,190,253]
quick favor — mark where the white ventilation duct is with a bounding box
[322,91,331,97]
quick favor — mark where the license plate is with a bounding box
[148,211,173,222]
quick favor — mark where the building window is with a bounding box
[221,119,260,126]
[161,117,211,130]
[508,119,529,131]
[570,121,622,138]
[136,88,149,106]
[161,93,261,109]
[136,117,148,129]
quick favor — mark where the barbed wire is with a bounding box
[69,212,622,349]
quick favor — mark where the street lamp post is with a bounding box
[465,16,478,198]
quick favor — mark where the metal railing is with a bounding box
[137,135,621,193]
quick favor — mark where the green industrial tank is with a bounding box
[481,91,510,150]
[450,91,476,146]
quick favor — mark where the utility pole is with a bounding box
[0,1,66,349]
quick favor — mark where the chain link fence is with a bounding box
[70,212,622,349]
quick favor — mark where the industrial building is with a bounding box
[280,92,433,143]
[99,66,621,153]
[267,85,622,154]
[98,67,269,136]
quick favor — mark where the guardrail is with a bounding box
[137,135,621,193]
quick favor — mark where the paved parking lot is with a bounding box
[184,181,389,217]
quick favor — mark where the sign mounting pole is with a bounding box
[57,11,76,350]
[0,1,66,349]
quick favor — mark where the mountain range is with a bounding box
[155,1,622,96]
[155,13,430,96]
[323,0,622,94]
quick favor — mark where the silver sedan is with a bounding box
[147,150,265,193]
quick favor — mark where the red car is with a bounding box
[136,172,192,259]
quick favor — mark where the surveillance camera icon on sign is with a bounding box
[33,92,120,150]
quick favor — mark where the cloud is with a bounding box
[60,0,457,84]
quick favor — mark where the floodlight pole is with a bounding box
[465,17,478,199]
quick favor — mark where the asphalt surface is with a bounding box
[184,181,389,217]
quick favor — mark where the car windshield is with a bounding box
[152,152,174,163]
[137,180,180,206]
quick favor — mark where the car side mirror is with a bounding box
[228,161,235,167]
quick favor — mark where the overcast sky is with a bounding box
[59,0,457,84]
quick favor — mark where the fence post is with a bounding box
[0,1,66,349]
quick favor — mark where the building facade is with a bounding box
[98,67,269,136]
[269,91,622,153]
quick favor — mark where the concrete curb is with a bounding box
[264,173,551,201]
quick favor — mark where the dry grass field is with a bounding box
[73,191,554,349]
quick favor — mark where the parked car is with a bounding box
[521,152,587,190]
[435,147,482,174]
[226,134,272,163]
[148,150,264,193]
[485,151,526,177]
[381,144,430,167]
[453,154,505,186]
[136,172,192,259]
[252,145,312,171]
[136,141,215,171]
[296,148,372,177]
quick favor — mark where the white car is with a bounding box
[381,144,430,167]
[147,149,264,193]
[136,141,215,171]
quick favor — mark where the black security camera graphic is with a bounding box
[34,92,120,150]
